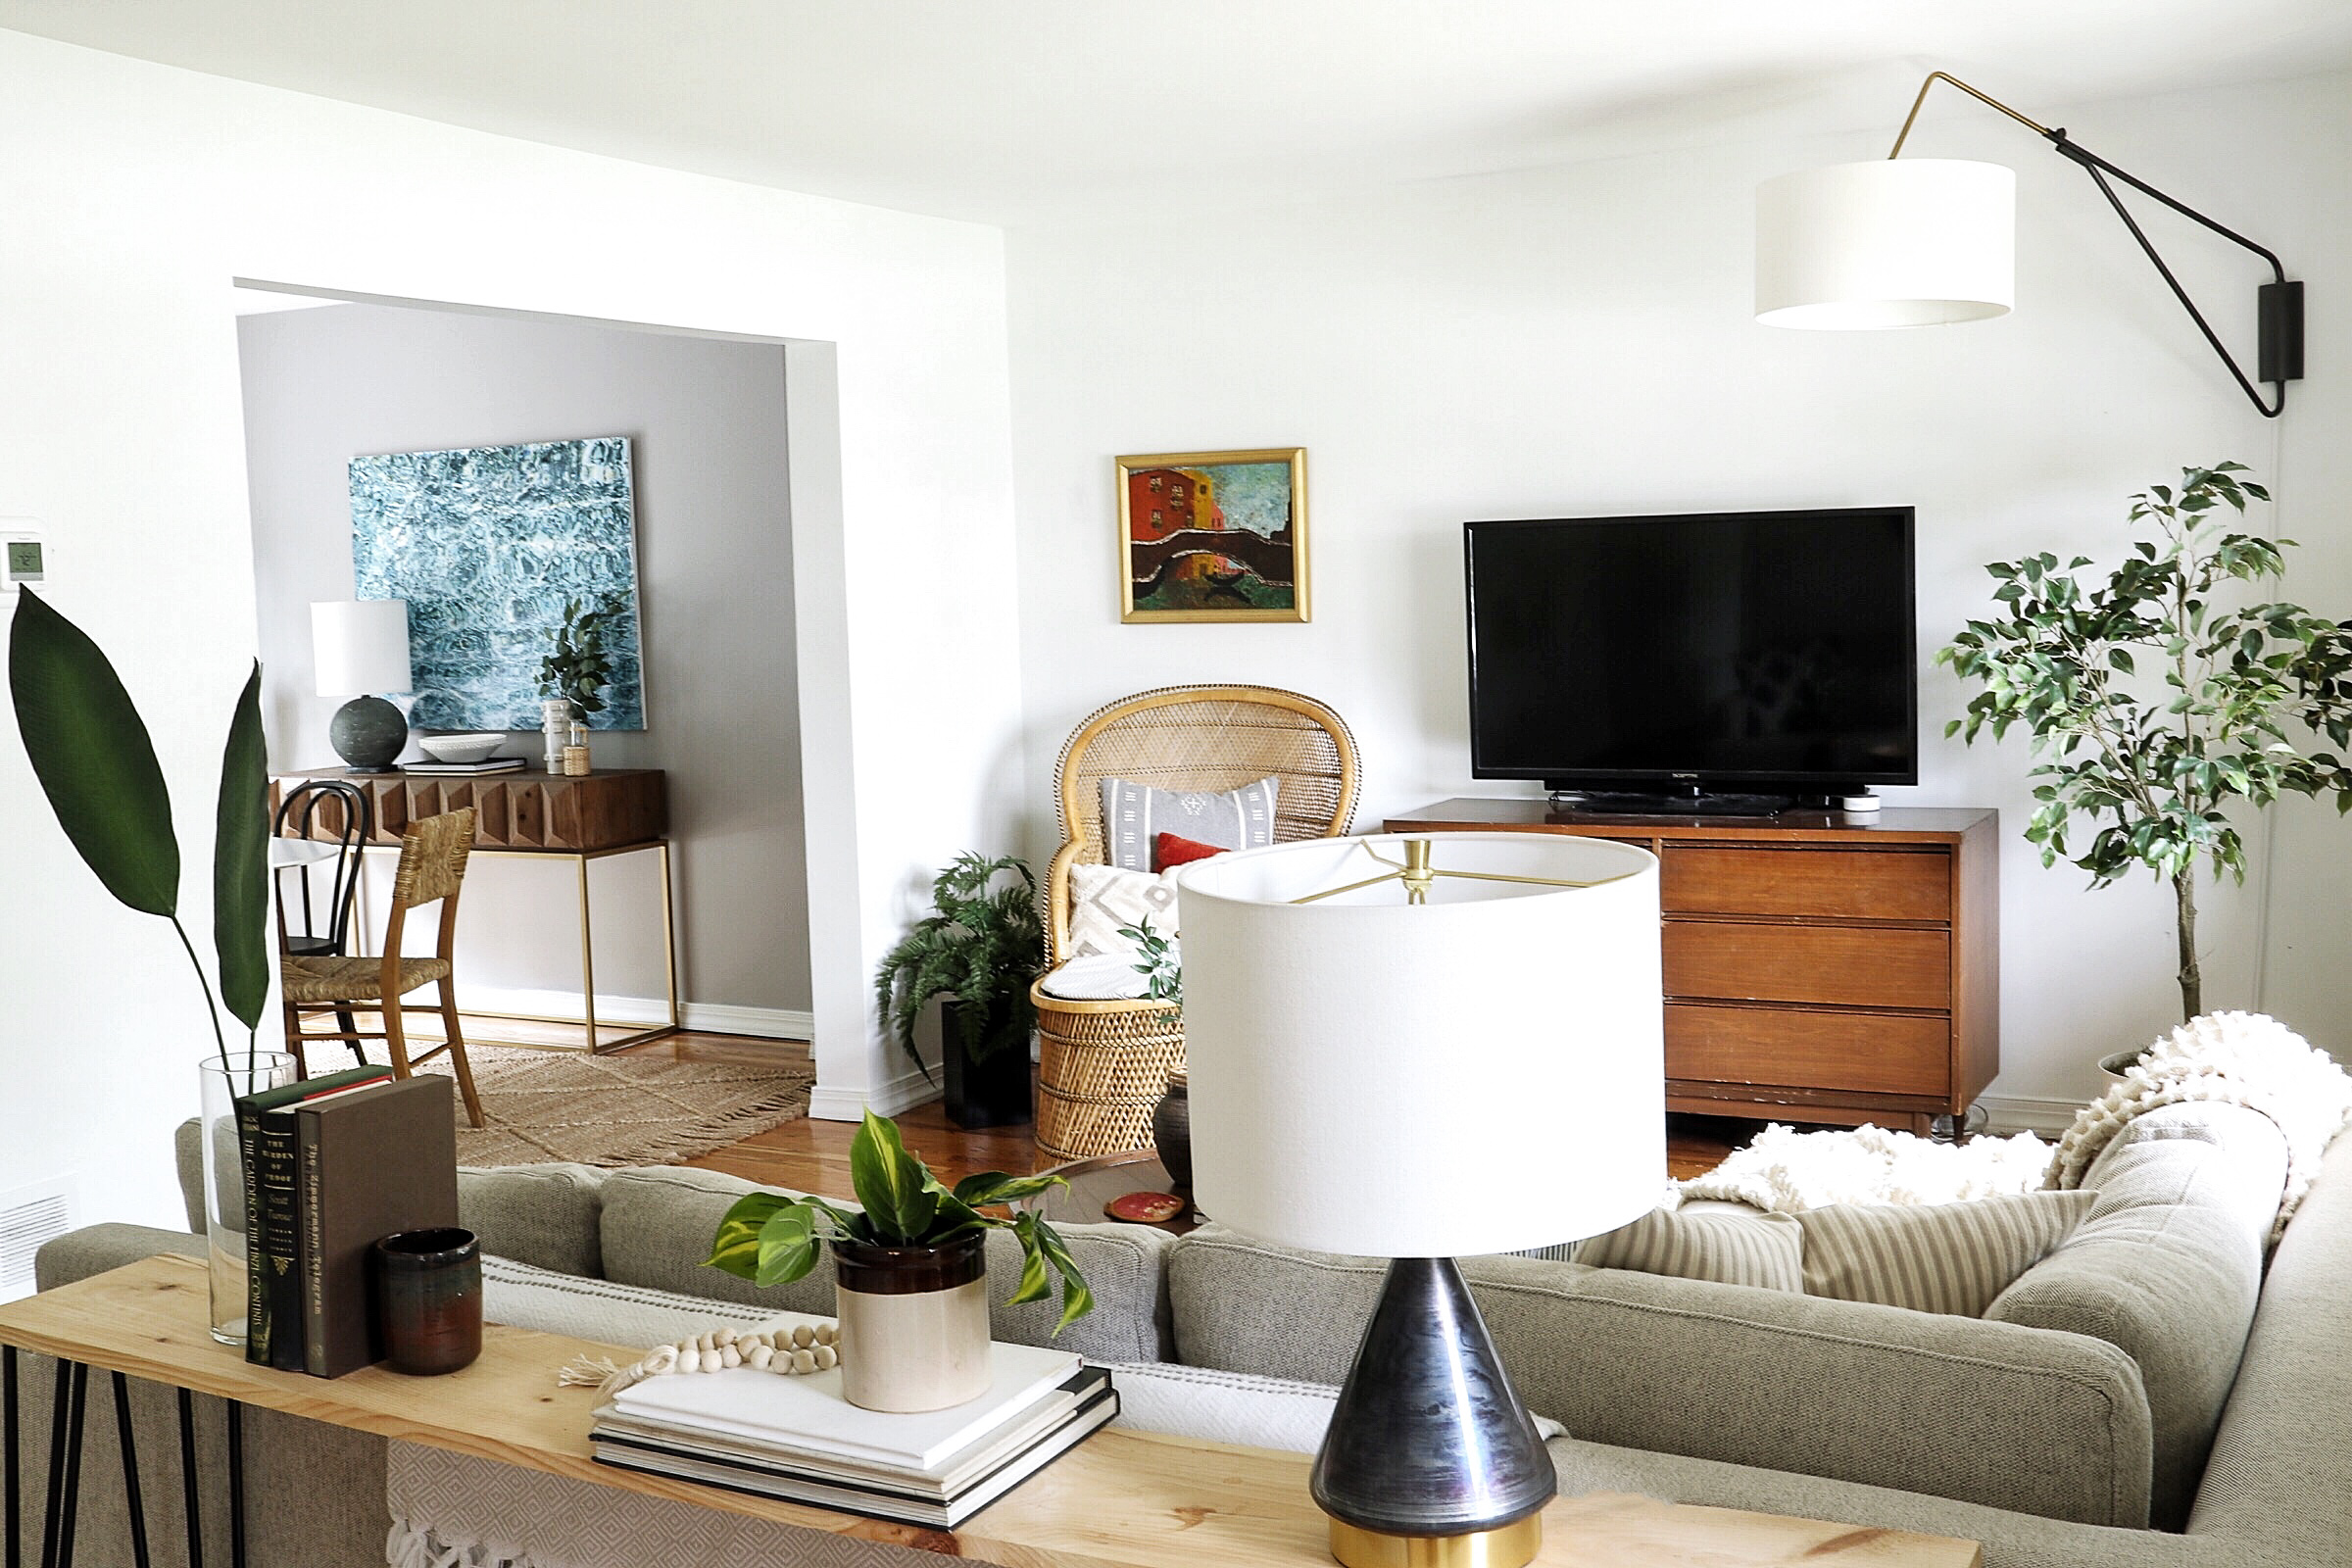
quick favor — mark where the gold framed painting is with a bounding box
[1116,448,1308,623]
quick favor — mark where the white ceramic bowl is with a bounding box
[416,732,508,763]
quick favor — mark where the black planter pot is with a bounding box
[942,999,1033,1129]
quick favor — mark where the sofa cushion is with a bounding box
[598,1164,1174,1364]
[1797,1189,2097,1316]
[1575,1204,1803,1291]
[484,1253,786,1346]
[460,1163,607,1278]
[1987,1101,2287,1531]
[1168,1224,2153,1527]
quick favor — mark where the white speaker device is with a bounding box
[1835,791,1884,812]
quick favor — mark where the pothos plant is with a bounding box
[873,853,1044,1074]
[706,1110,1095,1333]
[1937,463,2352,1020]
[8,590,270,1071]
[539,594,622,721]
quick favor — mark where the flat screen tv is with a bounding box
[1464,507,1917,808]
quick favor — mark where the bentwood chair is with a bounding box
[1030,684,1359,1161]
[272,778,372,958]
[280,808,486,1128]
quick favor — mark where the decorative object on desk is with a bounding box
[563,720,592,776]
[873,852,1044,1127]
[238,1064,397,1369]
[563,1320,842,1397]
[312,599,414,772]
[1181,831,1663,1568]
[541,696,570,775]
[1755,71,2304,418]
[541,592,625,723]
[416,732,507,764]
[199,1050,297,1343]
[1102,1190,1185,1225]
[302,1075,461,1376]
[403,756,527,776]
[1938,463,2352,1021]
[1116,448,1307,622]
[706,1110,1092,1411]
[1149,1068,1191,1196]
[373,1226,483,1375]
[351,436,646,730]
[9,586,273,1339]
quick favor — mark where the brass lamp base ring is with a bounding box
[1327,1512,1544,1568]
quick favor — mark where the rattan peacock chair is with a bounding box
[1031,684,1360,1162]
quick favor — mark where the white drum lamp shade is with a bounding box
[1756,158,2015,329]
[311,600,413,696]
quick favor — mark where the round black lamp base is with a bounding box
[329,694,408,773]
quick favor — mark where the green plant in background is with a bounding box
[1118,915,1182,1006]
[873,853,1044,1075]
[8,589,270,1070]
[1938,463,2352,1021]
[706,1110,1094,1332]
[539,594,620,721]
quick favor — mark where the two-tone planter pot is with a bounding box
[832,1231,991,1412]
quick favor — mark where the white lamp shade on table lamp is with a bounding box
[310,599,413,697]
[1756,158,2015,329]
[1179,831,1664,1257]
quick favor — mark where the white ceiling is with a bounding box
[7,1,2350,226]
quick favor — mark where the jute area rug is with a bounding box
[405,1043,816,1168]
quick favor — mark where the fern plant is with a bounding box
[873,853,1044,1073]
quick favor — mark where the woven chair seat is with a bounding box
[282,955,453,1005]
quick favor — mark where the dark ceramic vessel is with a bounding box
[831,1229,987,1294]
[1151,1071,1192,1196]
[372,1227,483,1375]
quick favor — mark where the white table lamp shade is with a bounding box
[1756,158,2015,329]
[1179,833,1664,1259]
[312,600,412,697]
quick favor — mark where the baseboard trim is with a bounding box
[1976,1095,2083,1138]
[808,1061,942,1122]
[457,987,812,1041]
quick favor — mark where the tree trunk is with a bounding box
[2174,869,2202,1022]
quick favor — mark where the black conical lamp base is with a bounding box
[1310,1257,1554,1568]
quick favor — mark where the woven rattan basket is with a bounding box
[1032,685,1359,1161]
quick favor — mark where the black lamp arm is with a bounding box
[1891,71,2303,419]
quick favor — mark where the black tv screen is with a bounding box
[1465,508,1917,790]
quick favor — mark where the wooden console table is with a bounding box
[1386,801,1999,1134]
[0,1254,1982,1568]
[272,768,678,1052]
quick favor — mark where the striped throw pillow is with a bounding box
[1574,1205,1803,1291]
[1796,1190,2099,1317]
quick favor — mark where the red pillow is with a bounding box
[1152,832,1228,872]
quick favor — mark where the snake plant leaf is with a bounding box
[848,1109,938,1243]
[213,662,270,1034]
[8,588,180,916]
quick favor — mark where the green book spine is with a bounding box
[253,1106,307,1373]
[237,1098,270,1366]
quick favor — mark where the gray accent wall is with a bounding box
[237,303,810,1017]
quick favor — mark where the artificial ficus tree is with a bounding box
[1938,463,2352,1022]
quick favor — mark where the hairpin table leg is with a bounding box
[107,1376,148,1568]
[224,1403,244,1568]
[174,1391,201,1568]
[5,1347,19,1568]
[39,1360,84,1568]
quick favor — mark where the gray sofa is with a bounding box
[24,1099,2349,1567]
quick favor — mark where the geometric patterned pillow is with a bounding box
[1100,775,1279,871]
[1066,861,1183,961]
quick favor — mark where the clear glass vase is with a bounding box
[197,1050,296,1345]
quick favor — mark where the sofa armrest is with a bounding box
[36,1224,205,1291]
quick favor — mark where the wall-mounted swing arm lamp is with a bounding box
[1756,71,2306,418]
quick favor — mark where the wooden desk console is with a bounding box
[1,1255,1980,1568]
[1386,801,1999,1134]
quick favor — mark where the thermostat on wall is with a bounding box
[1,525,45,594]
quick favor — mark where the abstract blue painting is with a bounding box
[350,436,646,730]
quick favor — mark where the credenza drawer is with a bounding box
[1660,845,1949,922]
[1667,1003,1951,1097]
[1663,921,1951,1010]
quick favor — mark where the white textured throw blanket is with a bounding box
[1676,1121,2052,1212]
[2049,1010,2352,1247]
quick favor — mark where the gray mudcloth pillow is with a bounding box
[1100,774,1279,869]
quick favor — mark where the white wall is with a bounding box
[1006,69,2352,1119]
[0,30,1022,1234]
[236,302,811,1025]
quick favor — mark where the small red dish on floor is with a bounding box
[1104,1191,1187,1224]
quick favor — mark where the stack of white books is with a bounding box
[590,1342,1116,1527]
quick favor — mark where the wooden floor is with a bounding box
[609,1027,1752,1200]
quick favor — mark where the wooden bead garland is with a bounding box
[559,1321,841,1397]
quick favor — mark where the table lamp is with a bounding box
[1179,832,1663,1568]
[312,599,413,773]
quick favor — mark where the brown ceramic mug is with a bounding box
[371,1227,483,1375]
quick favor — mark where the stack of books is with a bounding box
[404,756,527,776]
[236,1068,459,1376]
[591,1340,1117,1526]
